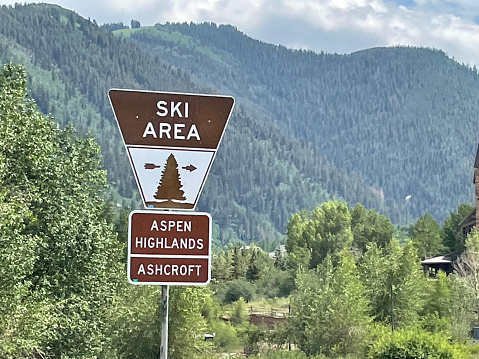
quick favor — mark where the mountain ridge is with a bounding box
[0,4,389,247]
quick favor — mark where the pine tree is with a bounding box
[273,247,285,270]
[231,246,244,279]
[246,249,260,281]
[154,153,186,202]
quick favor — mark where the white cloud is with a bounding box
[157,0,270,27]
[240,0,479,65]
[1,0,479,65]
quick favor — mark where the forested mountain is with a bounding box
[4,5,479,358]
[121,22,479,224]
[0,4,388,247]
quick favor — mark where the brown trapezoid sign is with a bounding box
[109,89,234,210]
[109,89,234,149]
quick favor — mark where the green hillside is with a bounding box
[0,4,387,246]
[123,22,479,224]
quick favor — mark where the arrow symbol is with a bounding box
[182,164,197,172]
[144,163,161,170]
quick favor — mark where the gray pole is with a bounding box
[390,284,395,333]
[160,285,169,359]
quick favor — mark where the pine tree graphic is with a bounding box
[154,153,186,202]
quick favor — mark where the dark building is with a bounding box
[458,144,479,236]
[422,144,479,276]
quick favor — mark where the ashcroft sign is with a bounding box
[109,89,235,210]
[128,210,211,285]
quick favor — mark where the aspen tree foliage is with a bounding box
[285,200,353,270]
[360,240,427,327]
[411,213,445,259]
[454,228,479,331]
[168,286,214,359]
[0,64,122,358]
[291,250,371,357]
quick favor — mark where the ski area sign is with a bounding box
[109,89,235,210]
[128,210,212,285]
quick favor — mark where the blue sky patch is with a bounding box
[392,0,415,7]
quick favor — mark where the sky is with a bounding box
[2,0,479,66]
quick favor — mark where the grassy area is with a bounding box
[112,26,150,38]
[113,25,226,64]
[247,297,291,315]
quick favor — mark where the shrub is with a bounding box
[231,297,249,326]
[368,327,469,359]
[223,279,256,303]
[208,320,242,353]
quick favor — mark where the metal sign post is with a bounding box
[160,285,169,359]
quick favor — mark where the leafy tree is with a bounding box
[0,64,52,357]
[285,210,311,272]
[360,240,427,328]
[0,163,52,357]
[449,274,475,342]
[286,200,353,270]
[208,320,241,353]
[442,203,474,254]
[168,286,213,359]
[454,228,479,322]
[256,267,294,298]
[0,63,122,358]
[110,286,163,359]
[411,213,445,259]
[230,297,249,326]
[351,203,394,252]
[112,286,221,359]
[291,250,371,357]
[421,271,452,334]
[425,270,451,319]
[131,19,141,28]
[242,323,267,357]
[223,278,256,303]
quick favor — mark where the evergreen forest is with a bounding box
[122,22,479,226]
[3,3,479,358]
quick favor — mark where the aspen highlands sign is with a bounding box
[109,89,235,210]
[128,211,212,285]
